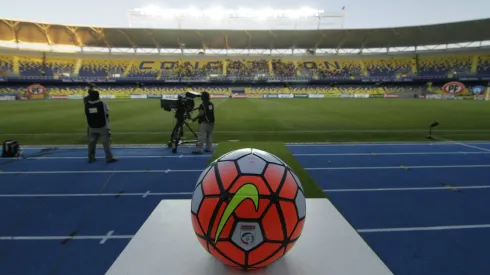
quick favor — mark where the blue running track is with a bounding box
[0,142,489,275]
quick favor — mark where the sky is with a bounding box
[0,0,489,29]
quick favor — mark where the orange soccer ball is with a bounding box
[190,148,306,270]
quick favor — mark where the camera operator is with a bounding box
[192,92,214,154]
[84,84,96,137]
[84,90,118,163]
[84,83,96,105]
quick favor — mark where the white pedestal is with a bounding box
[105,199,393,275]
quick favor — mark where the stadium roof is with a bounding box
[1,18,490,50]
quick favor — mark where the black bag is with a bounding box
[2,140,21,158]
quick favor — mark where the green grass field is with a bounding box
[1,97,489,198]
[1,98,489,145]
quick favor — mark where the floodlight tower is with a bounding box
[127,6,346,30]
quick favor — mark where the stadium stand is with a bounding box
[477,54,490,75]
[2,54,490,79]
[0,18,489,100]
[0,85,232,96]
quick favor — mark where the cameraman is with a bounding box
[83,84,95,137]
[192,92,214,154]
[84,90,118,163]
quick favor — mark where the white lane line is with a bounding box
[100,230,115,244]
[10,151,490,160]
[323,185,490,192]
[305,164,490,170]
[2,225,489,242]
[0,235,134,241]
[288,141,490,147]
[435,137,490,152]
[17,141,490,149]
[13,155,209,160]
[2,164,490,174]
[4,129,490,136]
[358,224,490,233]
[0,169,203,175]
[287,142,453,147]
[2,151,486,160]
[3,186,490,198]
[0,192,193,198]
[21,144,205,149]
[293,151,490,156]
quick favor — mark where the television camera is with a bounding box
[161,91,201,153]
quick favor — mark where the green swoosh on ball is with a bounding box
[214,183,259,244]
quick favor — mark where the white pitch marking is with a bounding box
[0,235,134,241]
[323,185,490,192]
[0,169,203,175]
[357,224,490,233]
[0,192,193,198]
[305,164,490,170]
[293,151,490,157]
[100,230,115,244]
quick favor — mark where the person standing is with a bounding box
[83,84,95,137]
[192,92,215,154]
[84,90,117,163]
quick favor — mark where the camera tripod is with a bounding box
[167,116,198,153]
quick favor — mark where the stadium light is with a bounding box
[427,121,439,139]
[135,6,324,19]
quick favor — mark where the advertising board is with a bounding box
[425,94,442,99]
[211,94,229,98]
[161,95,179,99]
[130,94,147,99]
[440,94,456,100]
[442,81,465,95]
[51,95,68,100]
[278,94,294,98]
[0,95,15,101]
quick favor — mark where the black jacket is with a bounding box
[198,101,215,124]
[85,100,109,128]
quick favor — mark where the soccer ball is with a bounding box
[190,148,306,270]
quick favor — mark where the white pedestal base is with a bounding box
[105,199,393,275]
